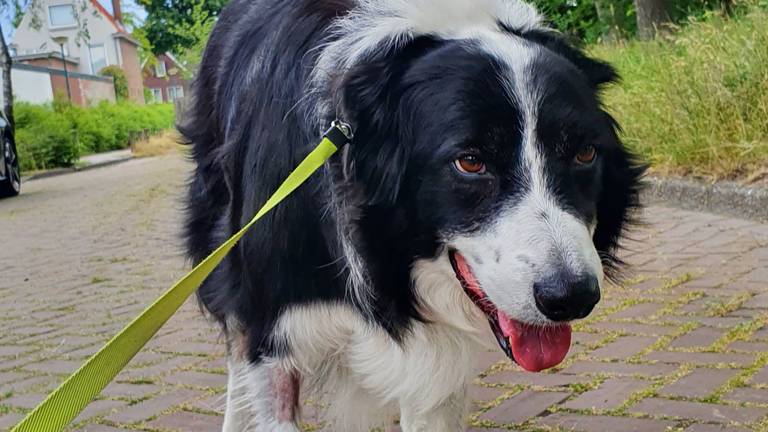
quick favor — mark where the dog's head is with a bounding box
[327,3,644,372]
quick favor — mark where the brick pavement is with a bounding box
[1,155,768,431]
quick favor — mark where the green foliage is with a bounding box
[593,5,768,179]
[99,65,129,100]
[530,0,735,42]
[15,102,176,171]
[137,0,226,55]
[167,0,216,78]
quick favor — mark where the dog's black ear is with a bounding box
[339,37,441,205]
[523,29,618,89]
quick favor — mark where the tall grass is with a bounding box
[592,5,768,180]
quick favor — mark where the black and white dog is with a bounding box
[182,0,643,430]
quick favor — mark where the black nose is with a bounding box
[533,273,600,322]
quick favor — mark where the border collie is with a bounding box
[181,0,644,430]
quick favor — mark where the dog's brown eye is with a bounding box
[455,155,486,174]
[575,145,597,165]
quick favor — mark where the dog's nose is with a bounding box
[533,273,600,322]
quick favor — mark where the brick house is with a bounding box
[10,0,144,105]
[143,52,189,103]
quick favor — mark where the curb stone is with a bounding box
[642,176,768,222]
[22,154,134,182]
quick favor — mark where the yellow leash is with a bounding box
[11,123,351,432]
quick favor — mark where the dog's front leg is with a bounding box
[398,387,468,432]
[223,357,301,432]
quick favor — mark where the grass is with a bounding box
[592,4,768,181]
[131,130,185,158]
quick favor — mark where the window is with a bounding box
[154,61,166,77]
[168,86,184,101]
[150,88,163,103]
[89,44,107,74]
[49,4,76,28]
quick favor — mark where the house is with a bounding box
[143,52,190,103]
[10,0,144,105]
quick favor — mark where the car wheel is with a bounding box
[0,138,20,197]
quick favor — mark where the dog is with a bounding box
[181,0,644,430]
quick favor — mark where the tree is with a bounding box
[136,0,225,55]
[99,65,129,100]
[166,0,214,78]
[635,0,671,39]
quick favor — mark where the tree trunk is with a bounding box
[0,24,14,131]
[595,0,625,42]
[721,0,734,17]
[635,0,671,40]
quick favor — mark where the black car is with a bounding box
[0,112,20,197]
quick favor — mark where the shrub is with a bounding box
[592,5,768,179]
[99,65,129,100]
[15,101,176,171]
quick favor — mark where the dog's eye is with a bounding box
[454,155,486,174]
[574,145,597,165]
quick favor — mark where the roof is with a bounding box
[141,52,189,73]
[112,31,141,46]
[89,0,124,32]
[89,2,140,47]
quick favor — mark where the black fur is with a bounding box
[181,0,644,364]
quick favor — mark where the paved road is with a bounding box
[1,155,768,431]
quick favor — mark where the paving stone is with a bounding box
[659,368,739,398]
[722,387,768,404]
[162,370,226,388]
[188,393,226,414]
[590,336,657,359]
[741,292,768,309]
[630,398,768,423]
[0,413,23,430]
[684,424,751,432]
[590,322,676,336]
[73,399,126,423]
[147,411,223,430]
[727,340,768,352]
[610,303,665,320]
[468,385,506,407]
[100,382,161,399]
[0,345,34,357]
[1,393,45,410]
[0,371,24,384]
[749,365,768,385]
[561,361,677,377]
[22,359,82,375]
[104,389,202,423]
[669,327,724,349]
[564,378,647,411]
[538,413,676,432]
[483,370,588,388]
[645,351,755,366]
[78,425,136,432]
[479,390,570,424]
[0,375,55,394]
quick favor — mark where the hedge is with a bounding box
[14,101,176,171]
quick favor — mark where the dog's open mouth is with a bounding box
[448,251,572,372]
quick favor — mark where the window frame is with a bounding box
[150,88,163,103]
[48,4,77,29]
[154,61,167,78]
[88,43,108,74]
[168,85,184,101]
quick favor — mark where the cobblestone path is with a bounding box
[1,155,767,431]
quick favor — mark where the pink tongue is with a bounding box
[498,311,571,372]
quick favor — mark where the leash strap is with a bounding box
[11,124,349,432]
